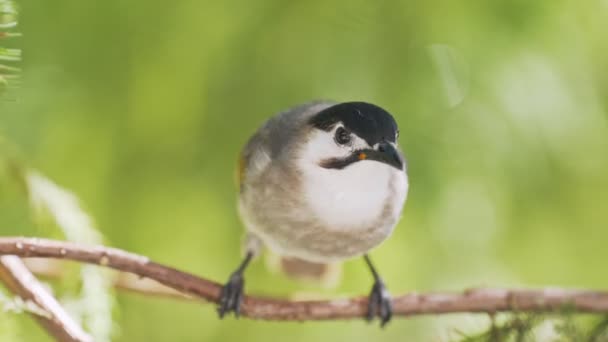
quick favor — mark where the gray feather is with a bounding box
[240,101,334,190]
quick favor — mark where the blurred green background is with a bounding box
[1,0,608,341]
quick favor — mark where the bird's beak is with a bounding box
[359,142,404,170]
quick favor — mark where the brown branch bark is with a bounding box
[23,259,190,301]
[0,256,93,342]
[1,237,608,321]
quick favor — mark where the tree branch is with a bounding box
[23,259,191,301]
[1,237,608,321]
[0,256,93,342]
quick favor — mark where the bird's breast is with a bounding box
[238,159,408,262]
[302,161,407,233]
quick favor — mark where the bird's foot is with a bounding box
[217,272,245,318]
[366,278,392,327]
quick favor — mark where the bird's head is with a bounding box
[302,102,404,171]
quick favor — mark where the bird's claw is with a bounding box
[366,278,392,327]
[217,272,245,318]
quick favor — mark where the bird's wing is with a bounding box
[237,119,274,191]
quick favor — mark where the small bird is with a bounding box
[218,101,408,326]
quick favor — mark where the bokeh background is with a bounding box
[1,0,608,341]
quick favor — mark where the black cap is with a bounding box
[309,102,398,146]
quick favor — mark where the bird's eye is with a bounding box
[334,127,351,145]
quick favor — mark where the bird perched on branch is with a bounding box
[218,101,408,326]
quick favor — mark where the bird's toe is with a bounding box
[217,272,245,319]
[366,279,393,327]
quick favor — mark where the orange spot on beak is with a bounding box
[358,152,367,160]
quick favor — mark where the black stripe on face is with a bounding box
[319,153,361,170]
[319,145,404,171]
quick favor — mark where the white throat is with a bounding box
[297,130,408,231]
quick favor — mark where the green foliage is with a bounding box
[1,0,608,341]
[458,315,541,342]
[1,2,116,341]
[457,314,608,342]
[0,0,19,98]
[0,146,117,342]
[0,284,52,341]
[0,307,21,342]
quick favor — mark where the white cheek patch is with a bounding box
[305,129,349,161]
[304,125,370,163]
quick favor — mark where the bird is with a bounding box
[218,101,408,326]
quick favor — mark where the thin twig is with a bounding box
[0,256,93,342]
[23,259,190,300]
[1,237,608,321]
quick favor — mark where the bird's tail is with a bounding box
[265,253,342,288]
